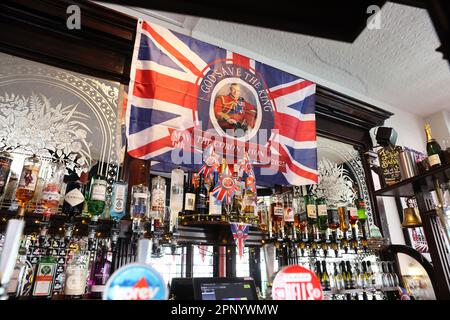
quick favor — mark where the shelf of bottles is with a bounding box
[0,149,397,300]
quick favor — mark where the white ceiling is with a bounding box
[98,2,450,117]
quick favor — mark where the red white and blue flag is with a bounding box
[126,20,318,186]
[211,164,237,204]
[230,222,250,259]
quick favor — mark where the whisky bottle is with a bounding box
[270,185,284,239]
[316,198,328,241]
[305,187,318,242]
[294,186,308,241]
[327,203,340,256]
[16,155,41,217]
[424,123,442,167]
[283,192,295,240]
[338,205,349,253]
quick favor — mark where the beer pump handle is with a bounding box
[0,219,25,299]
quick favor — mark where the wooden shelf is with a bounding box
[374,163,450,197]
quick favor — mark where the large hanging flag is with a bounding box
[126,20,318,186]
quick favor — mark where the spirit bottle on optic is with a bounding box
[0,149,13,197]
[87,176,107,222]
[40,161,65,219]
[16,155,41,218]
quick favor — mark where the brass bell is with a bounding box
[401,207,422,228]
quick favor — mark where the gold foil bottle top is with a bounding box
[424,123,433,142]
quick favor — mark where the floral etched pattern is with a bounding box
[0,92,92,176]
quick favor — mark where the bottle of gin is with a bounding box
[110,180,128,222]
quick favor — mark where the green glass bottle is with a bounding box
[87,176,107,221]
[305,187,317,242]
[316,198,328,240]
[31,254,57,299]
[424,123,442,168]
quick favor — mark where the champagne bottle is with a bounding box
[321,260,330,291]
[424,123,442,167]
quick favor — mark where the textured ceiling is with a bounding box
[99,2,450,117]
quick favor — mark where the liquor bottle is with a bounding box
[62,179,85,219]
[356,198,367,238]
[89,242,111,299]
[209,170,222,216]
[321,261,331,291]
[348,203,359,252]
[305,187,318,242]
[130,184,149,234]
[361,261,372,289]
[337,205,349,252]
[194,172,208,217]
[242,176,257,216]
[15,155,41,217]
[424,123,442,167]
[169,167,184,229]
[283,192,295,239]
[31,252,57,298]
[40,161,66,219]
[0,150,13,196]
[270,185,284,239]
[314,261,322,282]
[294,186,308,242]
[346,261,356,289]
[316,198,328,241]
[110,180,128,222]
[150,175,166,228]
[64,250,89,299]
[327,203,340,255]
[333,262,344,291]
[88,177,107,222]
[183,171,196,216]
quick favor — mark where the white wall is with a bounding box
[425,110,450,147]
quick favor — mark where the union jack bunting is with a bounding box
[230,222,250,259]
[126,20,318,186]
[211,164,237,204]
[198,145,220,180]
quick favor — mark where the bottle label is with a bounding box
[196,193,207,209]
[349,207,358,217]
[133,192,148,199]
[32,262,56,296]
[90,284,105,293]
[428,154,441,167]
[274,206,284,216]
[65,188,85,207]
[151,189,165,208]
[185,193,196,211]
[41,190,60,202]
[284,207,294,222]
[113,185,126,212]
[209,194,222,215]
[65,267,87,295]
[91,184,107,201]
[307,204,317,218]
[317,204,327,216]
[18,165,39,191]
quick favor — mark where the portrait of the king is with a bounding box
[213,83,257,137]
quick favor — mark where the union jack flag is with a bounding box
[211,164,236,204]
[126,20,318,186]
[230,222,250,259]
